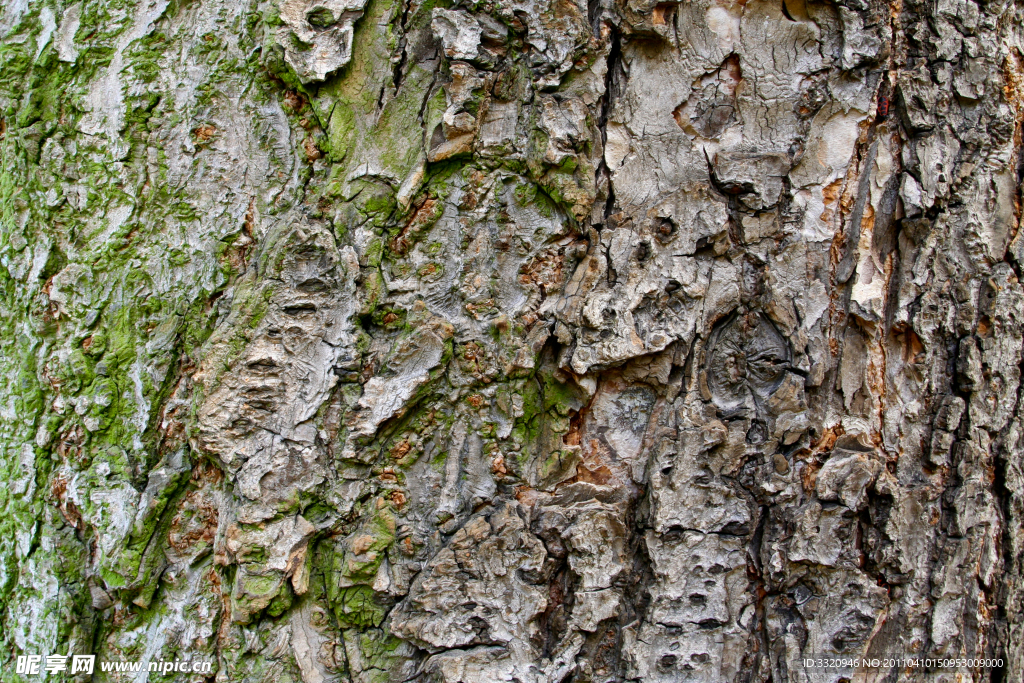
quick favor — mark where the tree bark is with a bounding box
[1,0,1023,679]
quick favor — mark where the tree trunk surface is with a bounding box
[1,0,1023,679]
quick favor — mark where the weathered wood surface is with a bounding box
[1,0,1022,679]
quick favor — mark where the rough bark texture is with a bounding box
[2,0,1023,679]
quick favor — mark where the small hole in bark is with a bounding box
[297,277,328,293]
[306,7,337,27]
[658,655,678,671]
[694,235,715,254]
[656,217,678,243]
[283,303,317,316]
[635,242,651,261]
[746,421,768,444]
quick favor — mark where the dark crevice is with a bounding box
[605,240,617,285]
[781,0,796,21]
[533,562,574,658]
[595,27,622,227]
[616,491,655,680]
[987,344,1024,677]
[392,0,413,93]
